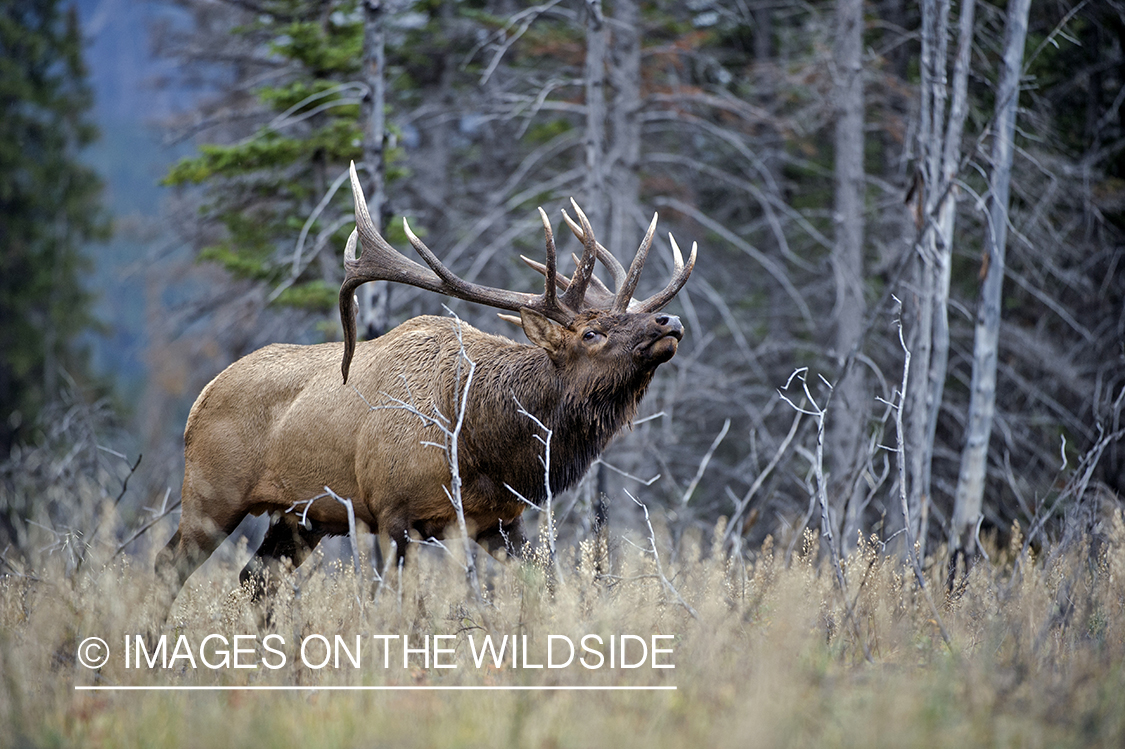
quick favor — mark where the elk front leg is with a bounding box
[239,515,325,601]
[378,512,413,572]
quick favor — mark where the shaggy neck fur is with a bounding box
[462,339,653,506]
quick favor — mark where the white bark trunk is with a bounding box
[951,0,1031,554]
[905,0,974,555]
[608,0,641,252]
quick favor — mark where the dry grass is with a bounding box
[2,511,1125,749]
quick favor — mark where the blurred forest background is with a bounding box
[2,0,1124,575]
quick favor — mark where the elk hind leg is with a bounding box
[154,506,244,622]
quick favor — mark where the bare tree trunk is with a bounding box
[905,0,975,556]
[426,0,456,214]
[751,1,772,62]
[358,0,390,339]
[905,0,950,557]
[583,0,607,236]
[578,0,643,543]
[608,0,640,252]
[881,0,908,80]
[828,0,868,554]
[950,0,1031,559]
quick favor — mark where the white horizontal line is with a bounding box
[74,685,676,692]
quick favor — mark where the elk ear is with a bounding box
[519,308,567,355]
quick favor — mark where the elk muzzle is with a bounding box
[639,314,684,364]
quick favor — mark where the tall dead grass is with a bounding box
[2,506,1124,749]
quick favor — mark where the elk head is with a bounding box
[338,162,696,383]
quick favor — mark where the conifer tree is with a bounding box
[0,0,109,452]
[162,0,386,313]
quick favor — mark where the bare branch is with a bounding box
[890,305,952,648]
[626,490,698,620]
[724,409,802,545]
[113,490,182,560]
[680,418,730,506]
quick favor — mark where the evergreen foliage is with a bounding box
[0,0,109,452]
[162,0,383,312]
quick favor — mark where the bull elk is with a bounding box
[155,162,696,604]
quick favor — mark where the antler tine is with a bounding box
[559,199,600,311]
[344,163,448,295]
[339,228,362,382]
[344,227,359,262]
[520,225,615,307]
[400,215,577,318]
[613,212,658,312]
[561,209,627,293]
[634,233,698,313]
[571,252,615,307]
[537,207,558,311]
[401,218,479,298]
[520,255,569,291]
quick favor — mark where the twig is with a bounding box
[592,457,660,486]
[626,490,698,620]
[473,0,566,86]
[0,547,41,582]
[323,486,365,614]
[351,311,489,608]
[511,394,563,586]
[724,409,802,545]
[680,418,730,506]
[779,368,872,661]
[286,497,317,528]
[890,306,952,649]
[371,538,396,607]
[630,411,666,427]
[244,82,367,145]
[113,490,181,560]
[112,453,143,507]
[1024,422,1125,555]
[445,313,486,605]
[77,452,144,571]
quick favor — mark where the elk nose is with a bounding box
[656,314,684,336]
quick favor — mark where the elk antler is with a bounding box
[556,201,696,314]
[341,162,574,381]
[521,203,697,315]
[339,161,697,382]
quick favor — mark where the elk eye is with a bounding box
[582,330,600,342]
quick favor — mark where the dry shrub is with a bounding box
[1,510,1124,748]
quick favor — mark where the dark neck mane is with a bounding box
[465,341,651,504]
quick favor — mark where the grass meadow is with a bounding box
[2,507,1125,749]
